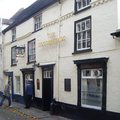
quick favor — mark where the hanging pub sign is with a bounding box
[16,45,25,57]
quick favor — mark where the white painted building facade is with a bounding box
[1,0,120,115]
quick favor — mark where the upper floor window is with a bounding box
[34,14,42,31]
[11,46,17,66]
[28,39,36,63]
[12,28,16,42]
[74,16,91,52]
[75,0,91,12]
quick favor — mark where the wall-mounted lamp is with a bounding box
[111,29,120,39]
[32,63,40,70]
[16,45,25,57]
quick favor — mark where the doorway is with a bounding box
[42,66,53,110]
[20,68,34,99]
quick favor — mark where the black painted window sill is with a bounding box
[72,49,92,55]
[11,64,17,67]
[27,61,36,65]
[32,28,42,34]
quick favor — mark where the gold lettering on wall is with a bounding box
[39,32,65,47]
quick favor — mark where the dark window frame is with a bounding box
[74,57,108,111]
[34,13,42,32]
[74,16,92,54]
[74,0,91,14]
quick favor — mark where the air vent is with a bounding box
[93,70,101,77]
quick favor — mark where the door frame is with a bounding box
[20,68,35,97]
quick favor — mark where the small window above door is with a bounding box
[43,70,52,78]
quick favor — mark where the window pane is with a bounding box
[77,41,81,49]
[87,30,90,38]
[77,33,81,40]
[82,22,85,30]
[82,40,86,48]
[83,0,87,7]
[82,31,86,39]
[15,76,21,94]
[86,19,90,29]
[81,69,103,110]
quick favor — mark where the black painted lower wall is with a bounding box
[13,94,43,108]
[55,102,120,120]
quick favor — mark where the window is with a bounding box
[28,39,36,63]
[12,28,16,42]
[74,58,108,111]
[75,0,91,12]
[34,14,42,31]
[75,16,91,52]
[15,76,21,94]
[81,69,103,110]
[43,70,52,78]
[11,46,17,66]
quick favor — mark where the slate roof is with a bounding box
[3,0,58,34]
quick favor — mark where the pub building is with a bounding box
[1,0,120,118]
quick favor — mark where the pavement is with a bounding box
[0,101,71,120]
[1,99,120,120]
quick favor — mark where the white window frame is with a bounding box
[34,13,42,31]
[43,70,52,78]
[76,0,91,11]
[76,17,91,51]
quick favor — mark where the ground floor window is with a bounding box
[81,69,103,110]
[15,76,21,94]
[74,57,108,111]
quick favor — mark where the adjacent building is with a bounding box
[1,0,120,116]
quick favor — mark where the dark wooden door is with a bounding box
[42,68,53,110]
[42,78,52,110]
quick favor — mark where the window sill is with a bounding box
[32,28,43,33]
[27,61,36,65]
[74,6,91,15]
[11,64,17,67]
[11,40,17,43]
[72,49,92,55]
